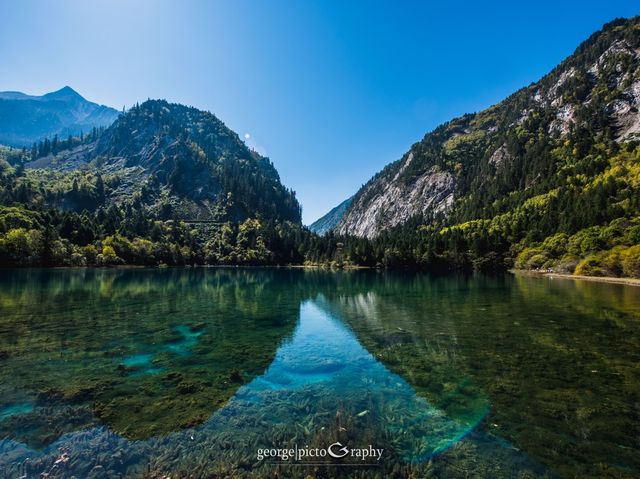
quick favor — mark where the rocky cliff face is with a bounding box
[308,196,353,235]
[331,17,640,238]
[336,155,455,237]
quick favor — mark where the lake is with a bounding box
[0,268,638,478]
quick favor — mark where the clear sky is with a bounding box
[0,1,637,223]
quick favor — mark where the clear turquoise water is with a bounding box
[0,268,638,478]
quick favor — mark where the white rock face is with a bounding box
[548,103,576,135]
[335,157,455,238]
[548,67,576,107]
[488,145,513,168]
[608,80,640,140]
[588,40,637,80]
[543,40,640,138]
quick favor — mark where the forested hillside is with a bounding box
[314,17,640,277]
[0,100,303,266]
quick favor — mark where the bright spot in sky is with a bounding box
[244,133,251,139]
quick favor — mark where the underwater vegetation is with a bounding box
[0,268,300,442]
[326,274,640,478]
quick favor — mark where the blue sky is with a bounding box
[0,1,638,223]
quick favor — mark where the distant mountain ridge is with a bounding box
[0,86,119,147]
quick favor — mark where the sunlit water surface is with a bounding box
[0,268,638,478]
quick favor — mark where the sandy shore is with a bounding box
[511,269,640,287]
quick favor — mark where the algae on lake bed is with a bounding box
[0,268,299,442]
[322,274,640,479]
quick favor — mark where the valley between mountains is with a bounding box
[1,17,640,278]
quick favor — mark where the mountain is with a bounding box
[23,99,301,223]
[0,99,303,267]
[323,17,640,242]
[308,196,353,235]
[0,86,120,147]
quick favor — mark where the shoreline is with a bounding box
[511,269,640,287]
[2,263,374,271]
